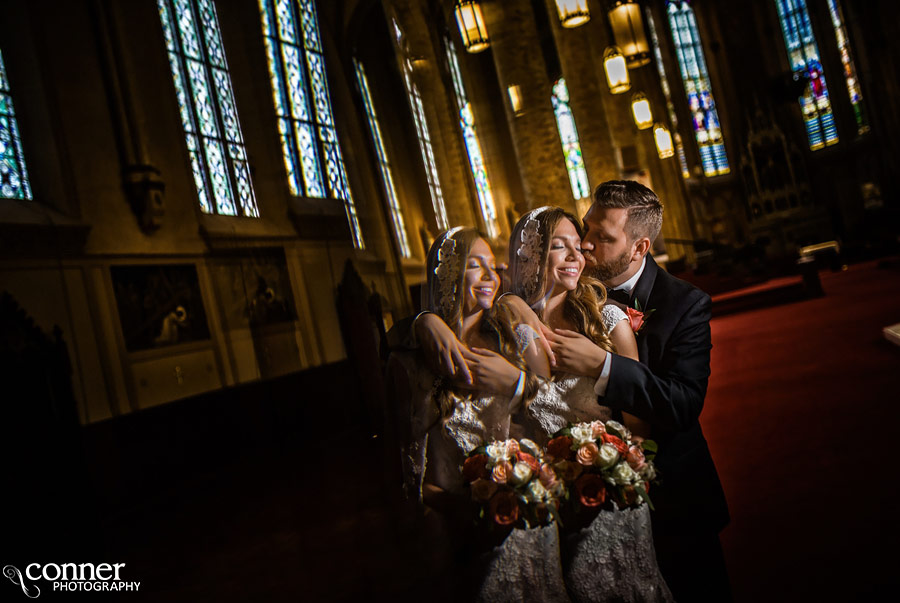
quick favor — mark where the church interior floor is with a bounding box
[59,257,900,602]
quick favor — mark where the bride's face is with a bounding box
[545,218,585,295]
[463,237,499,314]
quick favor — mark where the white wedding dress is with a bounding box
[394,324,570,603]
[524,304,674,603]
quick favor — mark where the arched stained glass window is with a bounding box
[827,0,867,134]
[259,0,364,249]
[158,0,258,217]
[666,1,729,176]
[774,0,838,150]
[550,79,590,202]
[0,49,31,200]
[393,20,448,231]
[646,9,689,179]
[445,38,498,239]
[354,59,411,258]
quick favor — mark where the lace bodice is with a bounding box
[524,304,628,444]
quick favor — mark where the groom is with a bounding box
[546,180,731,602]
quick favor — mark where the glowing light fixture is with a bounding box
[608,0,650,67]
[631,92,653,129]
[507,85,523,115]
[554,0,590,28]
[603,46,630,94]
[454,1,490,53]
[654,123,674,158]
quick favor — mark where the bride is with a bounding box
[386,227,569,602]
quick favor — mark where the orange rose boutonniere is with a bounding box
[626,299,655,335]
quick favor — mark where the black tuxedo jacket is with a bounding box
[603,255,729,533]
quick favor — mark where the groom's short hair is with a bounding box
[592,180,664,243]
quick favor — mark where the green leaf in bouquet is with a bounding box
[470,444,488,456]
[635,484,655,511]
[548,502,564,528]
[641,440,658,454]
[553,426,573,438]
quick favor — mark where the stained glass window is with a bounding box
[827,0,867,134]
[774,0,838,150]
[393,20,448,231]
[445,38,498,239]
[158,0,258,217]
[647,10,690,179]
[666,1,729,176]
[259,0,364,249]
[354,59,411,258]
[550,79,590,203]
[0,49,31,200]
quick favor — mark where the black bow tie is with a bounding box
[606,288,631,306]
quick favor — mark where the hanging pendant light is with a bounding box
[654,123,674,158]
[507,85,524,115]
[631,92,653,129]
[554,0,591,28]
[608,0,650,67]
[603,46,630,94]
[454,1,490,53]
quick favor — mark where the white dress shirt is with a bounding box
[593,256,647,396]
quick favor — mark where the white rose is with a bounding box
[519,438,542,458]
[639,463,657,482]
[595,443,620,469]
[527,479,548,502]
[605,420,631,441]
[612,462,638,485]
[570,423,595,446]
[486,442,510,463]
[511,461,533,486]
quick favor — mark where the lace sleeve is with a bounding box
[514,322,541,353]
[600,304,628,334]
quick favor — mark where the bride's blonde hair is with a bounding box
[507,207,615,353]
[424,228,539,420]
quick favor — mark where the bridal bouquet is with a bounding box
[462,438,566,529]
[545,421,658,511]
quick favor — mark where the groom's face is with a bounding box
[581,206,633,282]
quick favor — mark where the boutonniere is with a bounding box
[625,299,655,334]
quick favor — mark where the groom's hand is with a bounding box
[457,347,521,397]
[416,313,472,384]
[542,328,608,377]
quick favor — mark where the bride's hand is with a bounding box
[416,313,472,384]
[456,347,521,397]
[543,328,608,377]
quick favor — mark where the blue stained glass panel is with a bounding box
[774,0,838,150]
[647,9,690,178]
[551,78,590,201]
[667,2,730,175]
[159,0,259,216]
[827,0,867,134]
[0,49,32,199]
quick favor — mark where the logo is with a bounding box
[3,563,140,598]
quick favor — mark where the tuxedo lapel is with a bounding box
[631,254,659,311]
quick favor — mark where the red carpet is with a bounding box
[703,259,900,601]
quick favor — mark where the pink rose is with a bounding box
[626,445,647,471]
[470,478,499,502]
[625,307,645,333]
[590,421,606,438]
[576,442,599,466]
[506,440,520,457]
[492,461,513,484]
[538,463,559,489]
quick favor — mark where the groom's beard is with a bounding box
[584,249,631,283]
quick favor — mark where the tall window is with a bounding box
[354,59,411,258]
[393,21,448,231]
[774,0,838,150]
[550,78,590,203]
[445,39,498,239]
[666,1,729,176]
[827,0,867,134]
[0,49,31,200]
[647,9,690,179]
[158,0,258,217]
[259,0,364,249]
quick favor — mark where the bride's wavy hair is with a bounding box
[507,207,615,353]
[424,228,538,421]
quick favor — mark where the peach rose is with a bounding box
[516,451,541,473]
[590,420,606,438]
[625,445,647,472]
[538,463,559,489]
[603,433,629,456]
[506,439,520,457]
[492,461,513,484]
[574,473,607,508]
[625,307,645,333]
[547,436,574,461]
[576,442,600,466]
[470,478,499,502]
[463,454,490,482]
[489,490,520,526]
